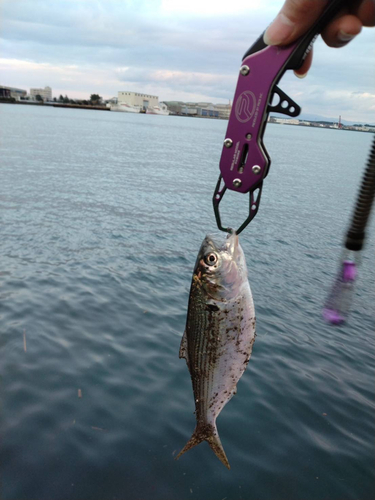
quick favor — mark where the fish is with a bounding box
[176,231,256,469]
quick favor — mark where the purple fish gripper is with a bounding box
[213,0,354,235]
[323,260,357,325]
[217,43,297,195]
[213,42,300,233]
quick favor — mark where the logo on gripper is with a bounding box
[235,91,256,123]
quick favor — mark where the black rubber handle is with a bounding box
[345,136,375,251]
[243,0,355,69]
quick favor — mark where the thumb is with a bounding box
[264,0,329,45]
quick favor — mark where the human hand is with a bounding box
[263,0,375,77]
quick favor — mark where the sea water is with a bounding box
[1,103,374,500]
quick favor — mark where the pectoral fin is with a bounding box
[179,330,190,369]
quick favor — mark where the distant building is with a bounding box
[118,91,158,110]
[196,103,218,118]
[0,85,27,99]
[354,125,375,132]
[181,105,198,116]
[163,101,185,114]
[271,117,300,125]
[30,86,52,101]
[214,103,231,119]
[180,101,230,118]
[155,100,229,119]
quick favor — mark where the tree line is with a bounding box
[35,94,103,105]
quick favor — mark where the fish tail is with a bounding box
[207,432,230,470]
[175,423,230,470]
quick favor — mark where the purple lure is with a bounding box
[323,260,357,325]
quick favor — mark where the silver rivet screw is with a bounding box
[224,138,233,148]
[252,165,261,174]
[233,178,242,188]
[246,133,252,140]
[240,65,250,76]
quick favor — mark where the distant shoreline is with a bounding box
[268,121,375,134]
[0,100,109,111]
[1,100,373,133]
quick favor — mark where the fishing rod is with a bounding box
[212,0,375,323]
[323,137,375,324]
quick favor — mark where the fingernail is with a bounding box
[294,71,307,79]
[264,13,295,46]
[338,30,356,43]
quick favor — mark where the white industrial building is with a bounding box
[180,102,231,119]
[271,117,300,125]
[0,85,27,99]
[30,86,52,101]
[214,103,232,119]
[118,91,158,110]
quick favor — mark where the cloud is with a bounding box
[0,0,374,121]
[0,57,122,98]
[116,67,233,88]
[114,67,236,103]
[160,0,270,16]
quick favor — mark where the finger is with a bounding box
[321,14,362,47]
[355,0,375,26]
[264,0,329,46]
[293,47,313,78]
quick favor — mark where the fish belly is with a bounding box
[177,281,255,468]
[189,282,255,424]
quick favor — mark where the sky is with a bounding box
[0,0,374,123]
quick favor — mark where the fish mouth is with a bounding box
[223,230,239,259]
[201,230,238,257]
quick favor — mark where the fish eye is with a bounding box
[204,253,218,266]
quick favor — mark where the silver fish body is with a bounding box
[177,231,256,469]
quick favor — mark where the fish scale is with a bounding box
[177,232,256,469]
